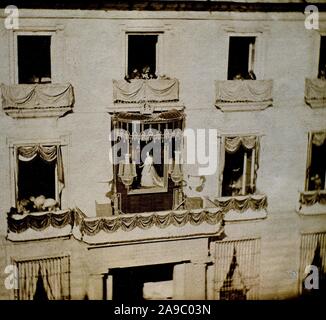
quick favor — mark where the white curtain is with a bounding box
[299,232,326,293]
[16,256,70,300]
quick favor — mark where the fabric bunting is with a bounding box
[305,78,326,101]
[215,80,273,103]
[7,210,73,234]
[113,79,179,103]
[1,83,74,109]
[213,195,267,212]
[78,209,224,236]
[299,191,326,207]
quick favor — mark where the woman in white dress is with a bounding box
[140,152,164,188]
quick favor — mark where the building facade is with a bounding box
[0,0,325,300]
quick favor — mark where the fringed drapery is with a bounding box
[299,191,326,207]
[17,144,65,195]
[78,209,224,236]
[15,256,70,300]
[214,239,260,300]
[8,210,74,234]
[213,194,267,212]
[215,80,273,103]
[113,79,179,103]
[1,83,74,109]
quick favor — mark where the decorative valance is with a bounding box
[305,78,326,109]
[1,83,74,118]
[312,132,326,147]
[16,145,65,194]
[78,209,224,236]
[299,191,326,207]
[213,195,267,212]
[215,80,273,112]
[7,208,225,242]
[113,79,179,103]
[7,210,73,234]
[224,136,259,153]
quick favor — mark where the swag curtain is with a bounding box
[113,79,179,102]
[219,136,260,196]
[215,80,273,103]
[1,83,74,109]
[15,144,65,197]
[15,256,70,300]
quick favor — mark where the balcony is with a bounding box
[305,78,326,109]
[7,207,225,244]
[215,80,273,112]
[111,78,184,113]
[1,83,74,118]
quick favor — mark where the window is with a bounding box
[126,34,159,79]
[220,136,259,197]
[17,35,51,84]
[14,144,65,213]
[228,36,256,80]
[306,131,326,191]
[14,255,70,300]
[318,36,326,79]
[18,155,56,201]
[215,239,260,300]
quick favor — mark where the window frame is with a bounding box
[16,33,52,84]
[123,28,165,78]
[222,21,269,81]
[227,35,257,80]
[14,143,60,208]
[217,134,260,198]
[9,25,65,85]
[8,135,70,210]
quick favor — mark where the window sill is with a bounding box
[1,83,74,119]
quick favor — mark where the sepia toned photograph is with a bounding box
[0,0,325,306]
